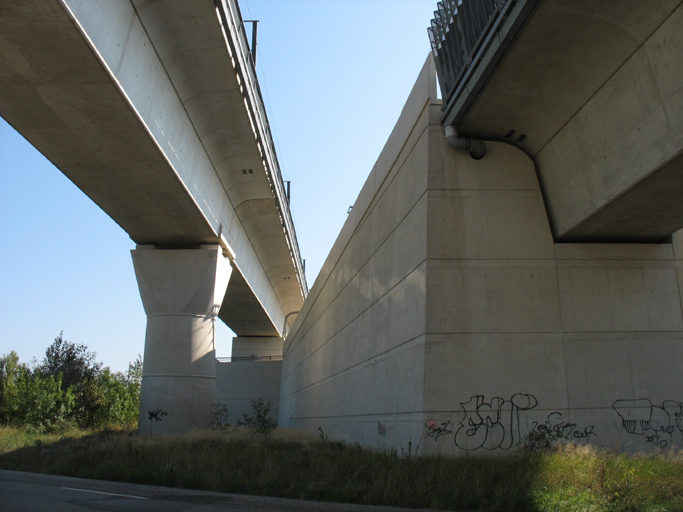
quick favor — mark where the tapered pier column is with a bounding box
[132,245,231,435]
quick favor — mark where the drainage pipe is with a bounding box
[283,310,300,338]
[444,125,486,160]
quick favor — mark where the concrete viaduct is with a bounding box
[2,0,682,451]
[435,0,683,243]
[280,0,683,453]
[0,0,306,434]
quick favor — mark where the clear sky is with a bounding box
[0,0,438,372]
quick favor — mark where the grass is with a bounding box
[1,426,682,511]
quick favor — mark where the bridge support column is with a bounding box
[132,245,231,435]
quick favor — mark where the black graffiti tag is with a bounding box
[613,398,682,447]
[425,420,453,441]
[148,408,168,422]
[531,412,596,442]
[454,393,538,450]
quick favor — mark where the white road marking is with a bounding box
[60,487,148,500]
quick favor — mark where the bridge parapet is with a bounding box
[429,0,539,128]
[428,0,501,99]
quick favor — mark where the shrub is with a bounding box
[1,342,142,431]
[212,403,231,428]
[240,397,277,439]
[0,355,74,432]
[520,420,565,453]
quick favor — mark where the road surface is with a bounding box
[0,470,446,511]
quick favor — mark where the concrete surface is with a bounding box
[452,0,683,242]
[281,56,683,454]
[0,0,304,434]
[231,337,285,359]
[217,359,283,424]
[133,245,231,435]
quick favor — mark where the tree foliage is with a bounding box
[0,351,74,431]
[39,331,101,390]
[0,334,142,432]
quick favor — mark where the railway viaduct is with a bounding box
[2,0,682,450]
[279,0,683,453]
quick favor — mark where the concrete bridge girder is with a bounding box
[0,0,305,337]
[449,0,683,242]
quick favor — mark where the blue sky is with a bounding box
[0,0,437,372]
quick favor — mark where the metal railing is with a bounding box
[217,355,283,363]
[428,0,504,101]
[215,0,308,297]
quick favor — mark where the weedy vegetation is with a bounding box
[1,425,682,512]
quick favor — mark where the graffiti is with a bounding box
[424,420,453,441]
[644,432,667,448]
[454,394,538,450]
[148,408,168,422]
[613,399,682,447]
[530,412,596,442]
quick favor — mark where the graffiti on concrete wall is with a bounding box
[424,394,596,450]
[453,394,538,450]
[530,412,596,442]
[148,408,168,422]
[613,399,683,448]
[378,422,386,436]
[425,419,453,441]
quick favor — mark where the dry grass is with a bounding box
[1,427,682,511]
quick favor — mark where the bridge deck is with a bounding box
[436,0,683,242]
[0,0,306,335]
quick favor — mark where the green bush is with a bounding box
[212,403,231,428]
[39,332,101,390]
[0,352,74,431]
[1,336,142,431]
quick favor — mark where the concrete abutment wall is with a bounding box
[280,58,683,454]
[216,359,282,425]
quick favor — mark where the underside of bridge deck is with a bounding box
[441,0,683,242]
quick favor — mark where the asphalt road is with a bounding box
[0,470,447,512]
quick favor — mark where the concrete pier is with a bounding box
[132,245,231,434]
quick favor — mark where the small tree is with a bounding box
[212,403,231,429]
[0,351,24,424]
[2,343,142,430]
[126,355,143,388]
[92,368,139,427]
[71,357,142,429]
[240,397,277,439]
[39,332,102,390]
